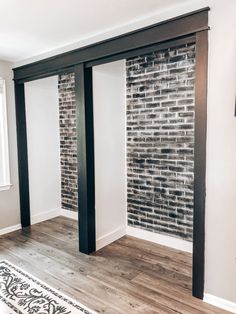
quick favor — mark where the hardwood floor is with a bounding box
[0,217,228,313]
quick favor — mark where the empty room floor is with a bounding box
[0,217,227,313]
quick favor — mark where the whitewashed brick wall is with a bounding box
[58,73,78,212]
[126,44,196,241]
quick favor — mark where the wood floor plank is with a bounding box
[95,243,192,291]
[0,217,230,314]
[131,273,228,314]
[20,229,140,280]
[0,246,110,313]
[0,237,150,313]
[108,240,192,276]
[88,268,200,314]
[117,235,192,265]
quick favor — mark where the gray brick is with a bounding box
[126,43,195,241]
[58,73,78,213]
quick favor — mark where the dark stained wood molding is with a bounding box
[85,35,196,68]
[14,82,31,227]
[192,29,208,299]
[13,8,209,83]
[75,64,96,254]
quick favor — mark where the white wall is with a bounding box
[204,0,236,304]
[93,60,127,249]
[25,76,61,223]
[0,60,20,230]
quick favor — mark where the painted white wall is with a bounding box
[25,76,61,223]
[204,0,236,304]
[93,60,127,249]
[0,60,20,229]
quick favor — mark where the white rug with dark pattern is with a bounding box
[0,260,96,314]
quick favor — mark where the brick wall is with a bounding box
[58,73,78,212]
[126,44,195,241]
[57,44,195,239]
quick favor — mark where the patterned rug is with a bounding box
[0,260,96,314]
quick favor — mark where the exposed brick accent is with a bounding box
[58,73,78,212]
[126,44,196,241]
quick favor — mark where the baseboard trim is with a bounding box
[0,224,21,236]
[31,208,62,225]
[96,226,126,250]
[126,226,193,253]
[0,213,192,254]
[60,209,78,220]
[204,293,236,313]
[0,209,77,236]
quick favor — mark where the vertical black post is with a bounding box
[74,64,96,254]
[14,82,31,227]
[192,30,208,299]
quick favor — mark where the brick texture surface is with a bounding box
[58,73,78,212]
[126,44,196,241]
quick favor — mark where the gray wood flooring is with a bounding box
[0,216,228,313]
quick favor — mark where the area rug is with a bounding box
[0,260,96,314]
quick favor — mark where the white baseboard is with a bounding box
[126,226,193,253]
[58,209,126,251]
[0,224,22,236]
[31,208,62,225]
[204,293,236,313]
[0,209,78,236]
[96,226,126,250]
[60,209,78,220]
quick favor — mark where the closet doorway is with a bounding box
[14,8,208,299]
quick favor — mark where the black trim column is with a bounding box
[75,65,96,254]
[192,30,208,299]
[14,82,31,228]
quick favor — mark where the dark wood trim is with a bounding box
[15,36,196,84]
[13,8,209,83]
[75,65,96,254]
[14,82,31,227]
[15,66,76,84]
[85,35,195,68]
[192,30,208,299]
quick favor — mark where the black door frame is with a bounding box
[13,7,209,299]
